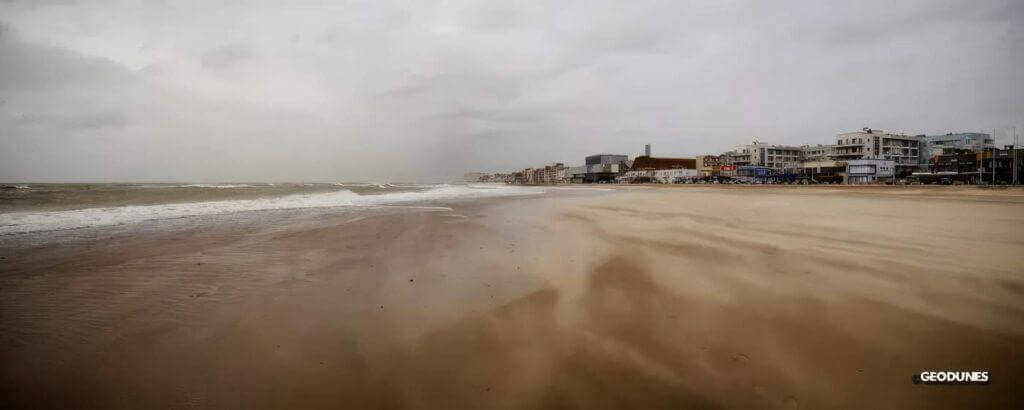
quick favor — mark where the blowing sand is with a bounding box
[1,186,1022,408]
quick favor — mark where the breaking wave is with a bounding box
[0,184,542,235]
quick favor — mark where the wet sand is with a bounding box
[1,186,1023,408]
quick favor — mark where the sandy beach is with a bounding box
[1,186,1022,408]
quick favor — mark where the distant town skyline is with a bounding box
[1,0,1021,182]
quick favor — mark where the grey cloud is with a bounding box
[431,108,545,124]
[0,28,136,91]
[7,110,128,130]
[0,28,139,134]
[314,29,336,44]
[0,0,1021,182]
[0,0,78,5]
[384,71,527,101]
[200,44,254,69]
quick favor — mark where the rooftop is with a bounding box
[631,156,696,170]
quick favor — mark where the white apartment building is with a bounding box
[723,141,804,169]
[723,149,751,166]
[801,144,835,162]
[834,128,921,173]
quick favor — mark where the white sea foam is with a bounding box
[0,184,543,235]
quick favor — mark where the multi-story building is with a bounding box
[723,141,804,169]
[540,163,564,184]
[586,154,628,167]
[555,164,581,183]
[924,133,994,153]
[921,133,994,167]
[563,166,586,183]
[696,155,723,177]
[723,146,752,166]
[533,168,546,184]
[801,144,835,162]
[761,145,803,169]
[834,128,922,175]
[584,154,629,183]
[521,168,535,184]
[913,146,1023,185]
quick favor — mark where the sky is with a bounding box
[0,0,1021,182]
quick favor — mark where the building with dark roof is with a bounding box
[630,156,696,171]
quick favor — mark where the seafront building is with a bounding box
[584,154,630,183]
[833,128,922,175]
[543,163,564,184]
[616,148,698,183]
[557,165,584,184]
[654,168,699,183]
[800,160,846,184]
[695,155,722,177]
[919,133,995,168]
[845,159,896,184]
[472,128,1018,185]
[722,141,803,169]
[630,155,696,171]
[923,133,994,156]
[801,144,835,162]
[912,145,1023,184]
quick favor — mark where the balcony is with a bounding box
[832,146,865,159]
[834,142,864,148]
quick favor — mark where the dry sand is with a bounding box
[1,186,1023,408]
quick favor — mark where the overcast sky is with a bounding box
[1,0,1021,182]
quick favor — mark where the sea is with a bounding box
[0,182,543,236]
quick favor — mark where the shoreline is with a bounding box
[0,184,549,237]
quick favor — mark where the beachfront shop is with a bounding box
[735,166,775,183]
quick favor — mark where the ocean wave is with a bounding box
[182,184,253,189]
[0,185,544,235]
[1,185,31,190]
